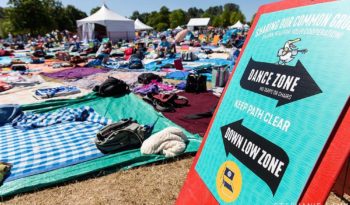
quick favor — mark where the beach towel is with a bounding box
[0,82,90,105]
[133,81,174,95]
[165,71,189,80]
[0,73,43,87]
[34,86,81,99]
[41,67,109,80]
[162,92,219,136]
[0,107,111,182]
[12,106,109,130]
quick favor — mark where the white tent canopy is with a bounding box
[134,19,153,31]
[175,26,183,30]
[230,21,244,29]
[187,18,210,31]
[77,4,135,42]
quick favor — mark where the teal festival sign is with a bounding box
[195,1,350,204]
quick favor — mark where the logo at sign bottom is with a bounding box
[216,160,243,203]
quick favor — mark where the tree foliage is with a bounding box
[131,3,246,31]
[0,1,248,34]
[187,7,204,19]
[2,0,87,35]
[169,9,186,28]
[90,6,100,15]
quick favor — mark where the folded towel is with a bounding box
[34,86,81,99]
[141,127,188,157]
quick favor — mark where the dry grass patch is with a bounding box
[2,155,349,205]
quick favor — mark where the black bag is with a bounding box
[129,55,144,69]
[181,52,198,62]
[138,73,163,84]
[185,74,207,93]
[11,64,27,72]
[33,50,46,58]
[95,118,151,153]
[93,76,129,97]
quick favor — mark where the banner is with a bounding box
[194,1,350,203]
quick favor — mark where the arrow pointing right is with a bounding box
[240,58,322,107]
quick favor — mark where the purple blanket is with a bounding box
[41,67,109,79]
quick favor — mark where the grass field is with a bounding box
[2,156,349,205]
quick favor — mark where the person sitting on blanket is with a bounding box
[157,36,176,58]
[97,42,112,64]
[133,41,147,60]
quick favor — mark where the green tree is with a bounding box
[7,0,54,34]
[90,6,100,15]
[230,11,246,25]
[156,23,168,31]
[146,11,158,29]
[203,6,223,17]
[211,16,222,27]
[64,5,87,31]
[130,11,141,20]
[5,0,86,34]
[187,7,204,19]
[46,0,70,31]
[223,3,239,13]
[158,6,170,26]
[221,3,245,27]
[146,6,170,31]
[169,9,186,28]
[0,7,5,19]
[139,12,150,24]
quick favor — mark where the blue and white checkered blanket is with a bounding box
[0,107,112,182]
[12,106,108,130]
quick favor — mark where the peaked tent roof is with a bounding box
[244,23,250,28]
[230,21,244,29]
[187,18,210,27]
[134,19,153,31]
[175,26,183,30]
[77,4,133,26]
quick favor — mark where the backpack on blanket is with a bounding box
[185,74,207,93]
[138,73,163,84]
[181,52,198,62]
[95,118,151,153]
[93,77,129,97]
[129,55,144,69]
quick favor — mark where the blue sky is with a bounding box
[0,0,277,20]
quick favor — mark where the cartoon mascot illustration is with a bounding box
[277,38,308,65]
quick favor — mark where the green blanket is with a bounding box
[0,93,202,197]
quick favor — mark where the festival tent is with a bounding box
[229,20,244,29]
[244,23,250,30]
[77,4,135,42]
[187,18,210,31]
[175,26,183,31]
[134,19,153,31]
